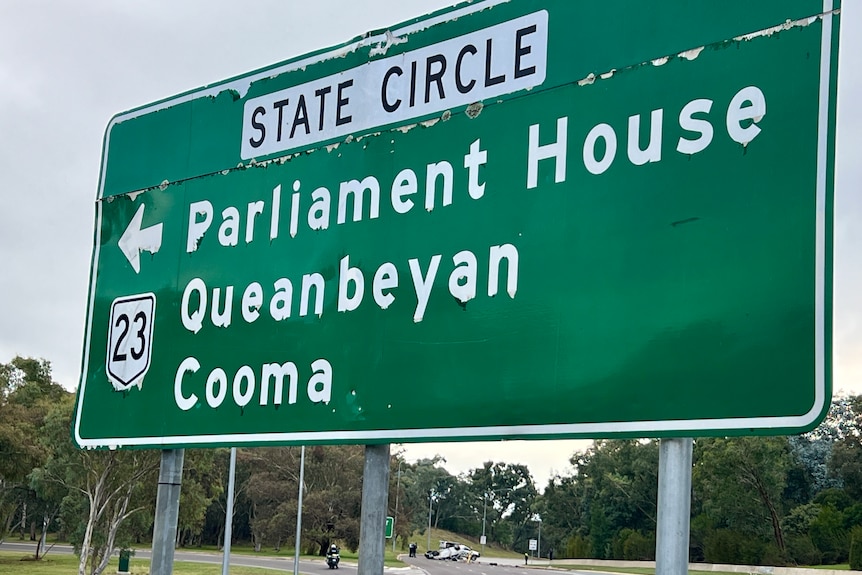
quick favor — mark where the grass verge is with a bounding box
[0,551,293,574]
[553,566,744,575]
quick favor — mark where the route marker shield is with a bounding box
[106,293,156,392]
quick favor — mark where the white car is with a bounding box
[425,541,480,561]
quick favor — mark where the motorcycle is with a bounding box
[326,551,340,569]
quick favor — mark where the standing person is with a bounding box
[524,552,529,565]
[549,548,554,561]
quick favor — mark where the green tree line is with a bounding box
[3,356,862,572]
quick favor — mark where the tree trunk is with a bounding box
[93,508,121,575]
[80,463,111,575]
[36,514,48,560]
[78,495,98,575]
[752,475,785,551]
[19,501,26,540]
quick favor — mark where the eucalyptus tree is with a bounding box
[39,394,160,575]
[0,356,69,547]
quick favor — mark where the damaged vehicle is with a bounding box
[424,540,480,561]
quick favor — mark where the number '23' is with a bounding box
[112,311,148,362]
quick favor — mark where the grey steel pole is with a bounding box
[294,446,306,575]
[481,494,486,555]
[151,449,184,575]
[222,447,237,575]
[392,460,401,552]
[358,444,390,575]
[655,438,693,575]
[427,491,433,552]
[537,518,541,559]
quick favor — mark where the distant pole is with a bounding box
[481,494,487,555]
[655,438,693,575]
[221,447,237,575]
[358,444,390,575]
[537,517,541,559]
[294,446,306,575]
[427,491,433,551]
[151,449,184,575]
[392,460,402,552]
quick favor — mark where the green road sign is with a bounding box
[74,0,840,449]
[385,516,394,539]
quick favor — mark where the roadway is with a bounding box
[0,541,580,575]
[403,554,595,575]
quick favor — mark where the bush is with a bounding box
[760,543,788,567]
[611,529,635,559]
[566,534,591,559]
[703,529,763,564]
[622,531,655,560]
[810,504,849,563]
[849,526,862,570]
[786,534,822,566]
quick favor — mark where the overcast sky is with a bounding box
[0,1,859,489]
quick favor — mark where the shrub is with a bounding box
[566,534,591,559]
[848,526,862,570]
[810,504,849,563]
[786,534,822,566]
[703,529,763,564]
[622,531,655,560]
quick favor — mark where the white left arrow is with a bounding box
[118,204,164,274]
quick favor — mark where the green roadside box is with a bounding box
[118,549,131,572]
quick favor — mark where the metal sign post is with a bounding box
[655,438,693,575]
[151,449,184,575]
[294,446,306,575]
[358,444,390,575]
[221,447,237,575]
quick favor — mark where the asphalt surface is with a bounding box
[0,541,575,575]
[403,554,595,575]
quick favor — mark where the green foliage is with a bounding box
[843,503,862,530]
[703,529,764,564]
[537,472,586,557]
[37,393,160,575]
[785,535,822,565]
[565,534,591,558]
[540,439,658,560]
[814,489,854,512]
[178,450,224,547]
[827,424,862,500]
[612,528,654,560]
[694,436,792,552]
[0,357,71,548]
[465,461,537,551]
[245,445,364,554]
[5,353,862,572]
[589,508,613,559]
[760,543,786,566]
[810,504,849,563]
[848,526,862,570]
[782,503,821,537]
